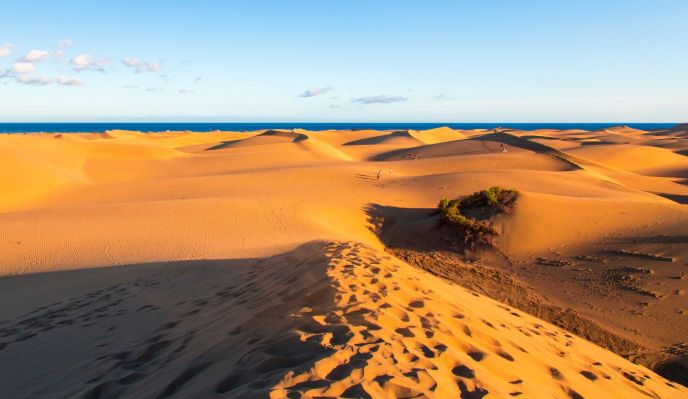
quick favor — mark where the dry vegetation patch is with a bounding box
[437,186,518,247]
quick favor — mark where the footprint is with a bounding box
[568,389,584,399]
[408,300,425,309]
[452,365,475,378]
[580,370,597,381]
[463,325,472,337]
[340,383,372,399]
[457,380,488,398]
[395,327,415,338]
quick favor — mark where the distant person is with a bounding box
[376,169,382,180]
[500,143,507,153]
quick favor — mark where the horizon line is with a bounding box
[0,121,682,124]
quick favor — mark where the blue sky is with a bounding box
[0,0,686,122]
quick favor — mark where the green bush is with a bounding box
[461,186,517,209]
[437,186,518,247]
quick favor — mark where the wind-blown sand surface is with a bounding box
[0,126,687,398]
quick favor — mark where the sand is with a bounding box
[0,126,687,398]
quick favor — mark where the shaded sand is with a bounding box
[1,126,688,397]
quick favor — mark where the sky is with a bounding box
[0,0,686,122]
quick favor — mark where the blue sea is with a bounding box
[0,122,679,134]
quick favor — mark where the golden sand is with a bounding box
[0,127,686,398]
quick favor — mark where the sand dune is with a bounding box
[206,130,353,162]
[343,130,425,146]
[374,138,528,160]
[657,123,688,138]
[567,144,688,177]
[1,126,687,397]
[408,126,465,144]
[344,127,463,147]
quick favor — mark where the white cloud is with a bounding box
[122,57,160,73]
[10,75,83,86]
[57,76,83,86]
[12,62,35,74]
[144,87,163,93]
[194,76,202,83]
[19,49,52,62]
[15,75,52,86]
[58,39,74,49]
[351,95,407,104]
[19,40,73,63]
[299,87,333,98]
[120,84,139,89]
[71,54,109,72]
[0,43,13,58]
[178,89,194,94]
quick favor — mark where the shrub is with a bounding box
[461,186,517,209]
[438,198,461,218]
[437,187,518,247]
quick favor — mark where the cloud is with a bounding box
[71,54,109,72]
[58,39,74,49]
[19,40,73,63]
[144,87,163,93]
[19,49,52,62]
[351,95,407,104]
[178,89,194,94]
[194,76,202,83]
[15,75,52,86]
[299,87,333,98]
[329,104,341,109]
[12,62,35,74]
[433,93,454,100]
[120,84,139,89]
[0,43,14,58]
[11,75,83,86]
[122,57,160,73]
[57,76,83,86]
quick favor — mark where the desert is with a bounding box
[1,126,687,398]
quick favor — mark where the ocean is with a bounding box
[0,122,679,134]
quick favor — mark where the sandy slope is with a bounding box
[0,242,683,398]
[567,144,688,177]
[1,126,687,398]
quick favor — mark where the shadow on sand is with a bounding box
[0,242,347,399]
